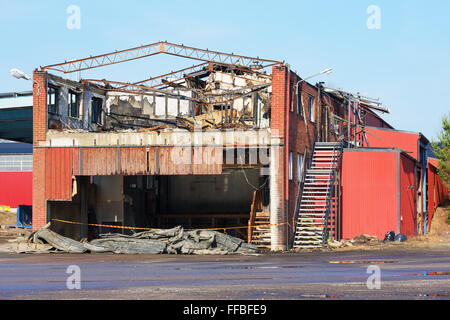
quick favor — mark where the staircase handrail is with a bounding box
[321,142,343,244]
[290,146,310,248]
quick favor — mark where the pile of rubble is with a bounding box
[327,234,382,249]
[5,224,260,255]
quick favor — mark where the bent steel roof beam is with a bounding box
[41,41,283,74]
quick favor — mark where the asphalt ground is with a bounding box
[0,246,449,300]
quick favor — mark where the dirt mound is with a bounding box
[0,211,16,226]
[409,203,450,245]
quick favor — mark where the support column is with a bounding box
[32,70,48,230]
[270,137,286,251]
[270,65,288,251]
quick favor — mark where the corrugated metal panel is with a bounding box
[427,159,449,228]
[81,148,118,176]
[158,147,190,175]
[400,153,416,237]
[72,148,80,176]
[45,148,73,200]
[120,147,147,175]
[341,150,398,239]
[0,171,32,207]
[170,147,191,175]
[46,146,223,178]
[147,147,157,174]
[193,147,222,175]
[365,127,419,160]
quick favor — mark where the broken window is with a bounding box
[289,152,293,181]
[91,97,103,124]
[308,95,314,122]
[68,90,80,118]
[47,85,58,114]
[297,153,303,182]
[297,91,303,117]
[289,84,294,112]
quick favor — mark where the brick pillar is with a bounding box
[32,70,47,230]
[270,66,287,251]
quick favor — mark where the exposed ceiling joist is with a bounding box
[41,41,283,74]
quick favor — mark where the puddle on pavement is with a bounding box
[418,293,450,297]
[253,292,336,299]
[329,260,395,264]
[216,265,304,270]
[174,265,304,271]
[401,271,450,277]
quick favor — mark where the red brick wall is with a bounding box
[272,69,347,244]
[270,66,287,248]
[32,70,48,230]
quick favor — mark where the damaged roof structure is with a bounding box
[31,41,432,252]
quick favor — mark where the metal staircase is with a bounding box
[249,211,271,249]
[248,189,271,250]
[293,142,343,249]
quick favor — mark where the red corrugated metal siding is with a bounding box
[428,163,435,227]
[43,146,223,188]
[365,111,393,129]
[341,150,398,239]
[147,147,157,174]
[365,128,419,160]
[72,148,81,176]
[120,147,147,175]
[159,147,191,175]
[192,147,222,175]
[427,159,449,229]
[45,148,73,200]
[81,148,118,176]
[0,172,32,207]
[400,154,416,237]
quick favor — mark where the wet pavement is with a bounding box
[0,247,449,299]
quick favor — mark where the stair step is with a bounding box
[295,236,322,240]
[293,245,323,249]
[293,142,341,249]
[298,215,326,218]
[296,232,322,236]
[296,222,325,226]
[293,240,323,244]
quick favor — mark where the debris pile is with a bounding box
[327,234,381,249]
[8,224,259,255]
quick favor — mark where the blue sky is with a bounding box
[1,0,449,140]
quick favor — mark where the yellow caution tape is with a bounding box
[0,205,11,212]
[51,218,287,232]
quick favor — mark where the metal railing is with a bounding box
[290,146,310,248]
[321,142,343,244]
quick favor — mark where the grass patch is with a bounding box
[447,211,450,225]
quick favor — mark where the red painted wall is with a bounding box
[400,154,416,237]
[0,171,32,208]
[341,150,398,239]
[365,127,419,161]
[364,110,393,129]
[341,149,418,239]
[427,158,449,230]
